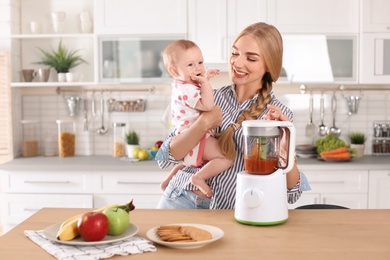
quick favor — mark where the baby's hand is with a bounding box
[206,69,220,80]
[191,74,208,85]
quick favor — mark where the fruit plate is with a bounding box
[146,223,224,249]
[42,223,139,246]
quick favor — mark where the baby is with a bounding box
[160,39,232,197]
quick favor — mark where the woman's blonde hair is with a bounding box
[216,22,283,160]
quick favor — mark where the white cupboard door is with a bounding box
[188,0,228,66]
[2,194,93,233]
[188,0,267,70]
[227,0,267,48]
[360,33,390,84]
[368,171,390,209]
[95,0,187,34]
[1,171,94,193]
[267,0,359,33]
[361,0,390,32]
[320,194,368,209]
[304,171,368,193]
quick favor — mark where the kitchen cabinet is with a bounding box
[359,33,390,84]
[289,170,369,209]
[187,0,267,70]
[361,0,390,33]
[0,170,94,233]
[281,35,358,83]
[92,171,165,209]
[98,37,175,84]
[359,0,390,83]
[94,0,187,35]
[368,170,390,209]
[0,168,166,234]
[8,0,96,87]
[267,0,359,33]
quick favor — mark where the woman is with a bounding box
[156,22,304,209]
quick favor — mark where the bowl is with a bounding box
[148,149,158,159]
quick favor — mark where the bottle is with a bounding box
[56,120,76,157]
[112,122,126,157]
[21,120,39,157]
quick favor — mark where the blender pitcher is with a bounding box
[243,120,296,175]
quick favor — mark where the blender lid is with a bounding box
[242,120,280,136]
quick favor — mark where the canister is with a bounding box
[112,122,126,157]
[56,120,76,157]
[21,119,39,157]
[43,132,57,157]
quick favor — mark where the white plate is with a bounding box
[42,223,139,246]
[146,223,224,249]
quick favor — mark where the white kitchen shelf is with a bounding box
[9,34,95,39]
[10,82,97,88]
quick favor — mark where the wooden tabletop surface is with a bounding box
[0,208,389,260]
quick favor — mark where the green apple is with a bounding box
[102,207,129,235]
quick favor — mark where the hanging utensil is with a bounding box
[91,92,96,118]
[328,92,341,137]
[345,95,362,115]
[318,92,328,136]
[83,95,88,131]
[305,92,315,137]
[97,95,108,135]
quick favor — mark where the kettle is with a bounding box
[235,120,296,225]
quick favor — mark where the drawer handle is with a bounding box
[310,181,345,184]
[24,180,70,184]
[117,181,155,185]
[24,208,39,212]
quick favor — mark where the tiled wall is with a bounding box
[14,85,390,158]
[15,89,172,157]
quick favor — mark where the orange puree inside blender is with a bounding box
[244,156,278,174]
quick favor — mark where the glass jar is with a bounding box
[112,122,126,157]
[21,120,39,157]
[43,132,57,157]
[56,120,76,157]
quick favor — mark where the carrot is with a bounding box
[320,147,348,157]
[321,152,351,160]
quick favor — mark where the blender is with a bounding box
[235,120,296,225]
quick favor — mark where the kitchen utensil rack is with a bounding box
[299,84,390,94]
[107,98,146,112]
[372,121,390,156]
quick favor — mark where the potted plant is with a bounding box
[125,130,140,158]
[349,131,366,158]
[35,40,87,82]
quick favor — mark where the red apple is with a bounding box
[155,140,163,148]
[77,212,109,241]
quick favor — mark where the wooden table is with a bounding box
[1,208,389,260]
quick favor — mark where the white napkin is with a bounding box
[24,230,156,260]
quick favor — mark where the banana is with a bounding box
[56,203,120,241]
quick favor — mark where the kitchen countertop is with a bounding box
[0,155,389,171]
[0,208,389,259]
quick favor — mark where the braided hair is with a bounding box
[215,22,284,160]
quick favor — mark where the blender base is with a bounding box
[234,170,288,226]
[235,217,287,226]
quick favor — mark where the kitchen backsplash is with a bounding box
[12,86,390,158]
